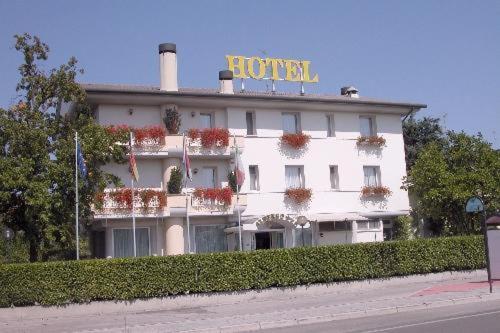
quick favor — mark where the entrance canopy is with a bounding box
[306,213,368,222]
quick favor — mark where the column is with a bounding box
[351,220,358,243]
[165,217,185,255]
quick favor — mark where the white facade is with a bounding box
[82,43,425,258]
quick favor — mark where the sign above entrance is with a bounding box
[225,55,319,83]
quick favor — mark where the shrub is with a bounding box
[393,215,414,240]
[0,236,484,307]
[280,133,311,149]
[163,106,181,134]
[167,167,183,194]
[285,188,312,205]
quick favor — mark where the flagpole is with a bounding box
[75,131,80,260]
[130,132,137,257]
[183,133,191,253]
[235,136,242,251]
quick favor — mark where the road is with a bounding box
[262,299,500,333]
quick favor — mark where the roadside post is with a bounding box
[465,196,492,293]
[3,227,14,263]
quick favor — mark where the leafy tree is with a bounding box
[403,115,445,171]
[403,131,500,236]
[0,34,126,261]
[392,215,413,240]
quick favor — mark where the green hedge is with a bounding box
[0,236,485,307]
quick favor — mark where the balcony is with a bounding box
[93,188,247,219]
[133,134,245,159]
[93,188,168,219]
[167,193,247,217]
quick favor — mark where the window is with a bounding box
[201,167,217,188]
[294,228,312,246]
[249,165,260,191]
[318,221,352,232]
[200,113,213,129]
[282,112,300,134]
[285,165,304,189]
[113,228,150,258]
[363,166,380,187]
[357,220,380,230]
[326,114,335,137]
[359,116,375,136]
[246,111,256,135]
[195,225,227,253]
[330,165,339,189]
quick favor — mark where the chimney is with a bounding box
[218,70,234,94]
[340,86,359,98]
[159,43,178,91]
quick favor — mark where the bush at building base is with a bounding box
[0,236,484,307]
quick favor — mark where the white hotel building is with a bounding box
[81,43,426,258]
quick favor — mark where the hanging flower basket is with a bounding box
[360,186,391,198]
[188,128,230,148]
[280,133,311,149]
[193,187,233,206]
[285,188,312,205]
[356,135,386,147]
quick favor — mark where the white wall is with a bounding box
[102,160,163,188]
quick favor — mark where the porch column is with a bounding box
[351,220,358,243]
[165,217,184,255]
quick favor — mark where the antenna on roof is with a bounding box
[259,49,271,92]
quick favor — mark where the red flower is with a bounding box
[193,187,233,206]
[360,186,391,198]
[188,128,201,141]
[356,136,386,147]
[280,133,311,149]
[188,128,230,148]
[133,126,165,146]
[284,188,312,205]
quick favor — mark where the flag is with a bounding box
[183,135,192,181]
[129,149,139,182]
[76,142,87,179]
[234,141,245,186]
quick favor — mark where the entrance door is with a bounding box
[254,232,284,250]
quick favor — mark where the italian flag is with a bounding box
[129,147,139,182]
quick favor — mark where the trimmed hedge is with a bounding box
[0,236,485,307]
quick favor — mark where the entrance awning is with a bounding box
[306,213,369,222]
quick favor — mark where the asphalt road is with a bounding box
[262,299,500,333]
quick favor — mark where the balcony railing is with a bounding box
[167,193,247,216]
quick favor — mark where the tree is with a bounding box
[403,131,500,236]
[0,34,126,261]
[167,167,182,194]
[403,115,445,171]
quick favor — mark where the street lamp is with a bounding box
[3,227,14,263]
[296,216,308,247]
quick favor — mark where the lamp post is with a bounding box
[3,227,14,263]
[296,216,308,247]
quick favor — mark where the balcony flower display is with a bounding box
[188,128,230,149]
[284,188,312,205]
[360,185,391,198]
[193,187,233,206]
[104,125,166,146]
[356,135,386,147]
[95,188,167,210]
[280,133,311,149]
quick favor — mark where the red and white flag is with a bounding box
[234,139,245,186]
[183,135,192,182]
[129,134,139,182]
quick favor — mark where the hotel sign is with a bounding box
[226,55,319,83]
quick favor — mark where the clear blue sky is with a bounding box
[1,0,498,146]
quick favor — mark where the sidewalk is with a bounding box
[1,270,499,333]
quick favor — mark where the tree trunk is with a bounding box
[29,239,39,262]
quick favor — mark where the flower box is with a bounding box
[95,188,167,210]
[360,186,391,198]
[356,135,386,147]
[188,128,230,148]
[284,188,312,205]
[104,125,166,146]
[193,187,233,206]
[280,133,311,149]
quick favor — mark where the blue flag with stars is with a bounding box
[76,143,87,179]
